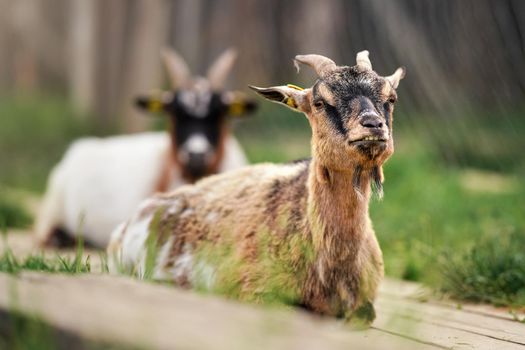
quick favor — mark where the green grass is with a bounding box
[424,109,525,174]
[0,93,103,228]
[236,102,312,163]
[439,230,525,307]
[369,137,525,289]
[0,232,91,275]
[369,134,525,307]
[0,309,137,350]
[0,189,32,229]
[0,310,61,350]
[0,94,98,193]
[0,249,91,275]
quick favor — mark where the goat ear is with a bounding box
[385,67,406,89]
[222,91,258,117]
[134,91,175,114]
[248,85,308,112]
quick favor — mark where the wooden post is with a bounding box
[69,0,97,117]
[119,0,169,133]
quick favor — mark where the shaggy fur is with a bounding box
[108,51,405,322]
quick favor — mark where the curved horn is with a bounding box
[356,50,372,71]
[385,67,406,89]
[294,54,337,78]
[207,48,238,90]
[161,47,191,89]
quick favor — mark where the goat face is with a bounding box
[135,48,257,182]
[309,67,398,170]
[135,82,256,181]
[170,81,226,180]
[250,51,404,172]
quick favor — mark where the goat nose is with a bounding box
[188,151,206,161]
[186,152,208,179]
[360,114,383,129]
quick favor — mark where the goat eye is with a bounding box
[388,96,396,104]
[314,100,324,109]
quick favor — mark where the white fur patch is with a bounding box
[166,199,183,215]
[265,162,306,179]
[177,87,211,118]
[205,211,219,223]
[171,244,193,281]
[179,208,195,219]
[218,137,248,173]
[120,214,153,275]
[152,235,176,280]
[184,133,211,154]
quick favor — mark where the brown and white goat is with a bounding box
[108,51,405,322]
[35,48,257,248]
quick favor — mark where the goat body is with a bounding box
[36,132,247,247]
[35,47,256,248]
[109,159,382,318]
[108,51,404,321]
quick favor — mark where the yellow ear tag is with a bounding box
[286,97,297,108]
[287,84,304,91]
[229,100,245,116]
[148,99,163,113]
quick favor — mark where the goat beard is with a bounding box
[352,165,384,199]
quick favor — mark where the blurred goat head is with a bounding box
[135,47,257,182]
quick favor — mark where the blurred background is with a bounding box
[0,0,524,304]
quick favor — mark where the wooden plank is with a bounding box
[375,309,524,349]
[380,277,431,299]
[0,272,435,350]
[377,299,525,344]
[375,297,525,349]
[381,277,525,323]
[428,299,525,323]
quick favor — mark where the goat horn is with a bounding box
[207,48,238,91]
[356,50,372,71]
[385,67,406,89]
[161,47,191,89]
[294,54,337,78]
